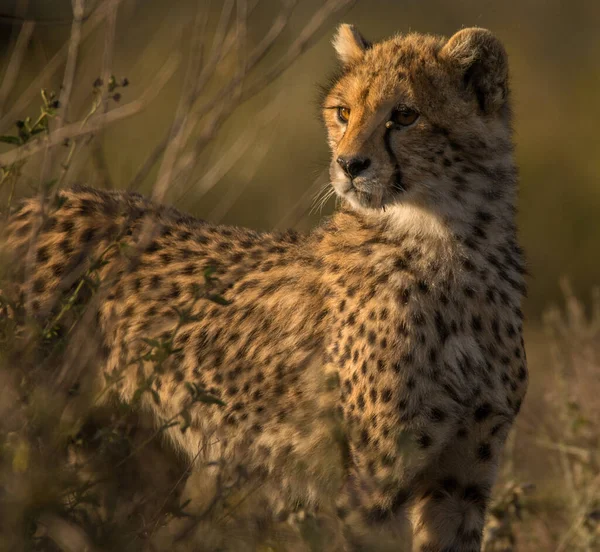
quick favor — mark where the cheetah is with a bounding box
[2,25,527,551]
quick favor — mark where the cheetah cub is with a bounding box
[3,25,527,551]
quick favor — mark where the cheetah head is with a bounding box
[322,25,513,219]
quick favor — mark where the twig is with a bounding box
[0,53,181,167]
[100,0,119,115]
[167,0,298,194]
[151,0,211,204]
[555,472,600,552]
[130,0,346,189]
[174,89,282,204]
[0,0,124,133]
[65,0,120,189]
[209,139,271,222]
[0,20,35,116]
[56,0,86,129]
[534,438,593,463]
[128,0,241,191]
[145,0,355,197]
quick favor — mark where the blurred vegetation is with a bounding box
[0,0,599,550]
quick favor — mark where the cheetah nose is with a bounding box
[337,156,371,179]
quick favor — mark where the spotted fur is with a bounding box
[2,26,527,551]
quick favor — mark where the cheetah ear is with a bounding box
[441,28,509,114]
[333,24,370,66]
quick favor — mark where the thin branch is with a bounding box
[209,139,270,222]
[175,92,281,204]
[56,0,86,130]
[555,472,600,552]
[130,0,354,195]
[100,0,119,114]
[67,0,120,189]
[151,0,211,204]
[0,0,124,133]
[128,0,242,190]
[0,53,181,167]
[0,20,35,116]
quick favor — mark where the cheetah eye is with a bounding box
[337,106,351,124]
[390,106,419,127]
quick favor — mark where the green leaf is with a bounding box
[197,392,226,407]
[0,135,21,145]
[141,337,161,349]
[132,388,145,405]
[180,409,191,433]
[150,389,161,406]
[207,294,231,306]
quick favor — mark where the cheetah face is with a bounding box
[322,25,511,214]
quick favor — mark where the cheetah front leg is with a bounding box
[408,415,512,552]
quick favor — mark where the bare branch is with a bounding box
[0,0,125,133]
[129,0,354,196]
[151,0,211,204]
[56,0,86,129]
[0,53,181,167]
[101,0,119,112]
[175,94,281,205]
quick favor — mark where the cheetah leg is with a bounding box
[336,471,414,551]
[408,438,499,552]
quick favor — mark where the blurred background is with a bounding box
[0,1,598,550]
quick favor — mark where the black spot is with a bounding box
[391,489,411,511]
[369,388,378,404]
[395,257,408,270]
[81,227,95,243]
[412,312,425,326]
[417,433,432,449]
[36,247,50,264]
[430,407,446,423]
[32,278,46,294]
[435,311,449,343]
[399,288,411,305]
[59,239,73,255]
[474,402,492,422]
[365,506,388,524]
[477,442,492,461]
[463,484,487,510]
[440,476,459,494]
[60,220,75,234]
[357,394,366,411]
[150,274,162,289]
[382,388,393,403]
